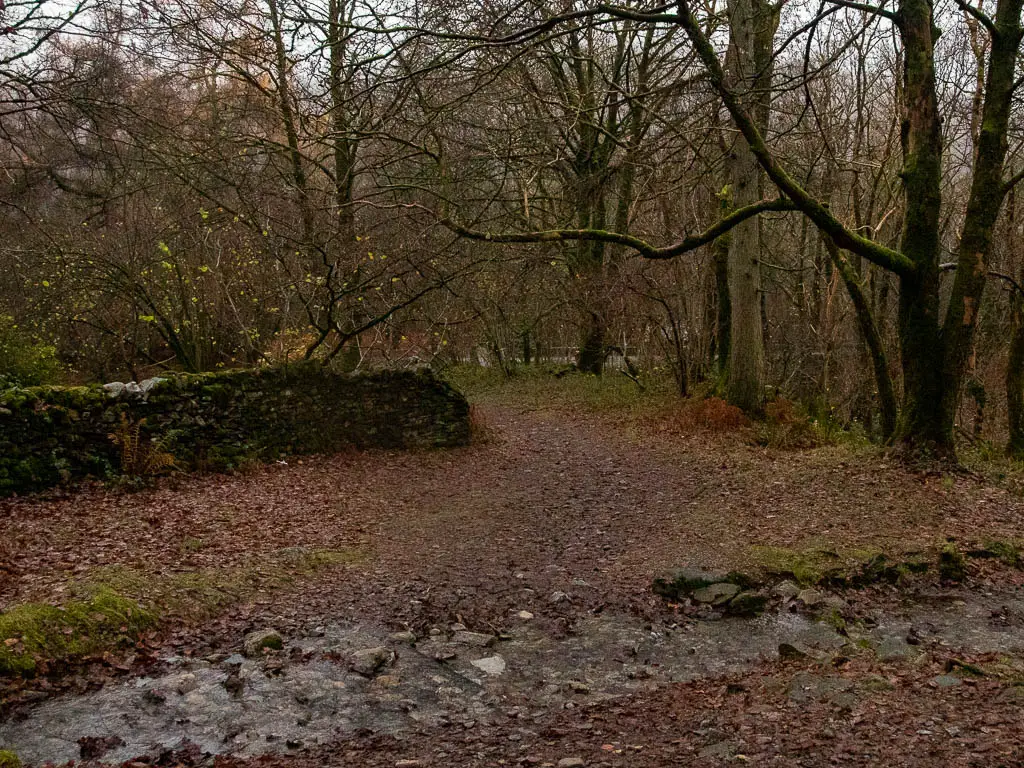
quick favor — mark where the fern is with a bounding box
[108,414,179,477]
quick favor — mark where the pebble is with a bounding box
[451,631,496,647]
[350,647,395,676]
[242,629,284,657]
[471,655,507,676]
[558,758,586,768]
[796,588,825,608]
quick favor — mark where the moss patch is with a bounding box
[0,588,156,677]
[0,750,22,768]
[750,546,932,588]
[76,547,365,622]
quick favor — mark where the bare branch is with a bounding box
[389,198,796,260]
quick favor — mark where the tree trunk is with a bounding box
[889,0,949,455]
[713,189,732,377]
[578,311,606,375]
[938,0,1023,448]
[1006,288,1024,457]
[722,0,775,414]
[825,236,898,440]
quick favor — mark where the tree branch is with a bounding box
[393,198,796,260]
[823,0,901,26]
[675,0,916,277]
[953,0,999,36]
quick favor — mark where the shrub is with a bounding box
[656,396,749,434]
[0,315,63,389]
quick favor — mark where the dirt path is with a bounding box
[4,403,1023,623]
[3,402,1024,766]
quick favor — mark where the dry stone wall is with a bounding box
[0,363,469,494]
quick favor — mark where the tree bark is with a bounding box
[1007,295,1024,457]
[722,0,776,414]
[713,188,732,377]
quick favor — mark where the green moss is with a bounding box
[0,588,156,677]
[969,539,1023,568]
[751,546,932,588]
[0,749,22,768]
[821,607,847,633]
[939,542,968,582]
[751,546,844,586]
[79,547,366,622]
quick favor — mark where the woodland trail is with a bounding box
[3,402,1024,765]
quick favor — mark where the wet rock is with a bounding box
[351,647,396,677]
[691,582,741,605]
[452,631,496,647]
[516,611,535,620]
[773,580,801,599]
[173,674,198,696]
[778,643,808,661]
[652,568,727,600]
[699,741,736,760]
[549,591,571,604]
[557,758,586,768]
[388,631,417,644]
[728,591,768,616]
[876,636,913,661]
[796,588,825,608]
[470,656,506,676]
[243,629,284,657]
[932,674,962,688]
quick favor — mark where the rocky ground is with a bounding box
[2,388,1024,766]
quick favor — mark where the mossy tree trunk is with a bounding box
[1007,294,1024,457]
[722,0,777,415]
[713,189,732,379]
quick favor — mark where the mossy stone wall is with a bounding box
[0,363,469,494]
